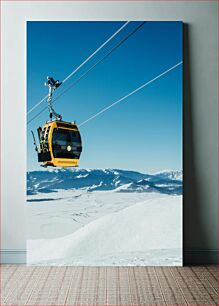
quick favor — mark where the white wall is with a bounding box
[1,1,218,262]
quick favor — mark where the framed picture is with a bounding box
[26,20,183,266]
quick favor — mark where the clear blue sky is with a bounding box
[27,21,182,173]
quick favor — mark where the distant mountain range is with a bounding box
[27,168,182,196]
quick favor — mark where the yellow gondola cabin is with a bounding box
[37,120,82,167]
[31,77,82,168]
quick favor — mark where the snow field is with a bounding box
[27,191,182,265]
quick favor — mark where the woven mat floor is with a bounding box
[1,265,218,305]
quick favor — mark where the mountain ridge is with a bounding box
[27,168,182,196]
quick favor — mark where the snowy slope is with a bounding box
[26,191,164,239]
[27,195,182,266]
[27,168,182,195]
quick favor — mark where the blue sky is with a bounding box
[27,21,182,173]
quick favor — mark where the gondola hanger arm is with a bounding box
[45,76,62,120]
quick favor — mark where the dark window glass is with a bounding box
[52,128,82,159]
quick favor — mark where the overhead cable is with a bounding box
[27,21,130,115]
[79,61,183,127]
[27,21,146,125]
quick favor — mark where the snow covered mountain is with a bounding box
[154,170,182,181]
[27,168,182,196]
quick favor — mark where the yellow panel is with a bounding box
[41,120,81,168]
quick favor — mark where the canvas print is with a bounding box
[27,21,183,266]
